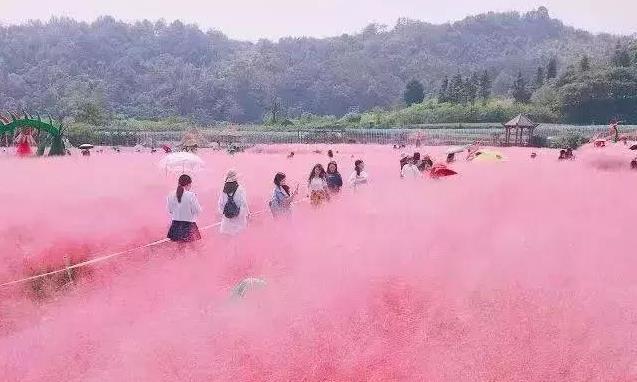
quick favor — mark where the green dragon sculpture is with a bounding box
[0,112,66,156]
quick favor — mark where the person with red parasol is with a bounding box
[14,127,36,157]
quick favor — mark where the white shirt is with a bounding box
[401,164,421,179]
[167,190,202,222]
[349,171,369,186]
[218,185,250,235]
[308,177,328,192]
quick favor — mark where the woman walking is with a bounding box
[349,159,369,187]
[167,174,202,242]
[269,172,298,217]
[326,161,343,193]
[308,164,330,206]
[218,170,250,235]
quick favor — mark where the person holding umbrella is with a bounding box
[167,174,202,243]
[218,170,250,235]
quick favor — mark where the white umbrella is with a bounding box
[446,145,467,154]
[79,144,94,150]
[158,152,204,174]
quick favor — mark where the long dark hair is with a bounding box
[354,160,364,176]
[308,164,327,182]
[176,174,192,203]
[327,161,339,174]
[223,181,239,194]
[274,172,290,195]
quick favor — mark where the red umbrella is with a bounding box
[161,144,172,153]
[430,163,457,178]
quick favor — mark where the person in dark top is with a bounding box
[631,158,637,170]
[400,154,410,173]
[328,149,334,159]
[558,149,567,160]
[412,152,423,171]
[447,153,456,163]
[565,148,575,160]
[325,161,343,193]
[420,154,433,172]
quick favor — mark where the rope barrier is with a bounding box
[0,200,296,288]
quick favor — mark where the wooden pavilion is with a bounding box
[502,114,539,146]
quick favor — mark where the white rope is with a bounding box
[0,199,303,288]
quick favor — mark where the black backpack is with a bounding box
[223,191,240,218]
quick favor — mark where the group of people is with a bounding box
[558,148,575,160]
[399,152,434,179]
[166,156,368,243]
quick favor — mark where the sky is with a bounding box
[1,0,636,40]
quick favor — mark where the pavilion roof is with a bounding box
[503,114,539,128]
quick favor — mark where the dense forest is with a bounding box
[0,7,635,125]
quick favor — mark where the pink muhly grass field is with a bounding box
[1,143,637,381]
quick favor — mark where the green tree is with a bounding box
[546,57,558,79]
[512,71,531,103]
[534,66,545,89]
[465,72,479,104]
[449,73,464,104]
[403,79,425,106]
[611,42,631,67]
[479,70,492,102]
[75,100,108,126]
[579,54,591,71]
[438,76,449,103]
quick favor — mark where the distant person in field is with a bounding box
[558,149,567,160]
[328,149,334,159]
[287,151,295,159]
[167,174,202,243]
[308,164,330,206]
[401,156,421,179]
[565,148,575,160]
[412,152,423,171]
[631,158,637,170]
[218,170,250,235]
[446,153,456,163]
[400,153,410,173]
[326,161,343,193]
[530,152,537,159]
[421,155,434,171]
[349,159,369,187]
[269,172,298,217]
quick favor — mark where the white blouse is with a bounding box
[401,164,421,179]
[217,185,250,235]
[349,171,369,186]
[167,191,202,222]
[308,177,328,192]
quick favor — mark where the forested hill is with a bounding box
[0,7,630,123]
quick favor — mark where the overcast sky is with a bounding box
[1,0,635,40]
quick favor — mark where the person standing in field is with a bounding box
[167,174,202,242]
[308,164,330,206]
[349,159,369,187]
[326,161,343,193]
[269,172,298,217]
[218,170,250,235]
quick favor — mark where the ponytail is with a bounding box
[176,174,192,203]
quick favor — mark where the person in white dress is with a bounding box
[308,164,330,206]
[218,170,250,235]
[349,159,369,187]
[166,174,202,242]
[401,157,422,179]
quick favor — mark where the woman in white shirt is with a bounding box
[218,170,250,235]
[308,164,330,206]
[401,156,422,179]
[349,159,369,187]
[167,174,202,242]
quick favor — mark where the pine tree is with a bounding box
[546,57,558,79]
[611,42,631,67]
[478,70,492,102]
[579,54,591,71]
[438,76,449,103]
[465,72,479,104]
[534,66,545,89]
[512,71,531,103]
[403,79,425,106]
[449,72,464,104]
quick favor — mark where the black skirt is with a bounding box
[167,221,202,242]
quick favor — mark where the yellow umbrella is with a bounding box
[473,150,504,161]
